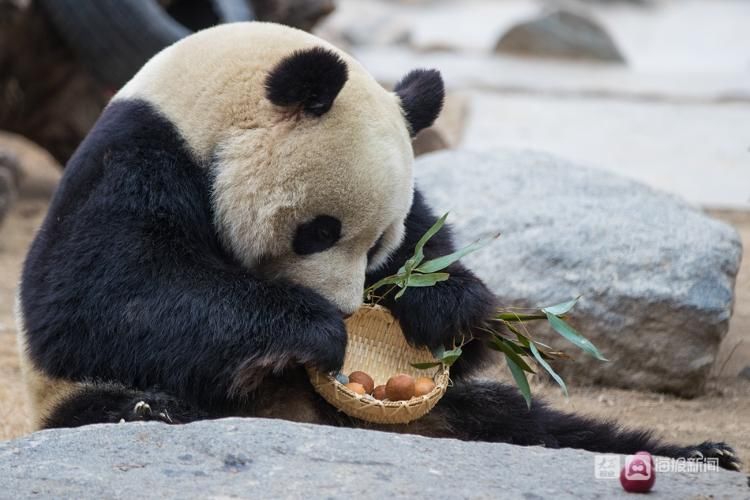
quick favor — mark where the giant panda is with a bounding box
[15,22,739,470]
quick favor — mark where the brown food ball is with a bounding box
[344,382,367,395]
[385,374,416,401]
[414,377,436,397]
[372,385,387,400]
[349,371,375,394]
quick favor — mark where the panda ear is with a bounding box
[265,47,348,117]
[394,69,445,137]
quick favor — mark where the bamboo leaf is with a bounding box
[545,312,608,361]
[541,296,581,317]
[498,319,525,339]
[401,256,418,277]
[495,312,548,322]
[405,272,450,287]
[505,355,532,409]
[411,346,462,370]
[414,213,449,258]
[529,342,568,397]
[512,334,557,360]
[416,233,499,273]
[411,361,442,369]
[489,337,535,373]
[440,347,462,366]
[363,275,403,298]
[513,332,531,348]
[405,212,449,274]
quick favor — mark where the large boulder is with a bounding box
[0,418,746,498]
[416,150,742,397]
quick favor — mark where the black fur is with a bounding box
[393,69,445,136]
[43,384,208,428]
[22,99,741,472]
[265,47,348,116]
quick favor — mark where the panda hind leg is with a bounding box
[435,380,741,471]
[43,383,210,429]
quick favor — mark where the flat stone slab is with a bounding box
[416,149,742,396]
[1,418,747,499]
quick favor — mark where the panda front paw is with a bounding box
[232,293,348,394]
[392,268,496,349]
[297,313,348,374]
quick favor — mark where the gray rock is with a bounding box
[495,9,625,63]
[739,365,750,381]
[415,150,742,397]
[1,418,746,499]
[412,127,450,157]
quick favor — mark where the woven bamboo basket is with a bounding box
[307,304,450,424]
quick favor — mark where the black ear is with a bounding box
[394,69,445,137]
[265,47,348,117]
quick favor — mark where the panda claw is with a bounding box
[686,442,743,471]
[133,401,152,417]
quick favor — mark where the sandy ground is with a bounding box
[0,135,748,472]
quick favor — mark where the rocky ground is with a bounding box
[2,418,748,499]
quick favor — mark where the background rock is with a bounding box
[412,127,449,157]
[0,150,19,227]
[495,9,625,62]
[416,149,742,396]
[411,93,469,157]
[1,418,746,499]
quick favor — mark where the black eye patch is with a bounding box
[293,215,342,255]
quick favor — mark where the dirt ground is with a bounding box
[0,135,748,472]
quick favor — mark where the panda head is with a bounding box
[116,23,444,314]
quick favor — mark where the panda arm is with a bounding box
[365,188,496,375]
[21,109,346,408]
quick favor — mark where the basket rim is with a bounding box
[306,304,452,423]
